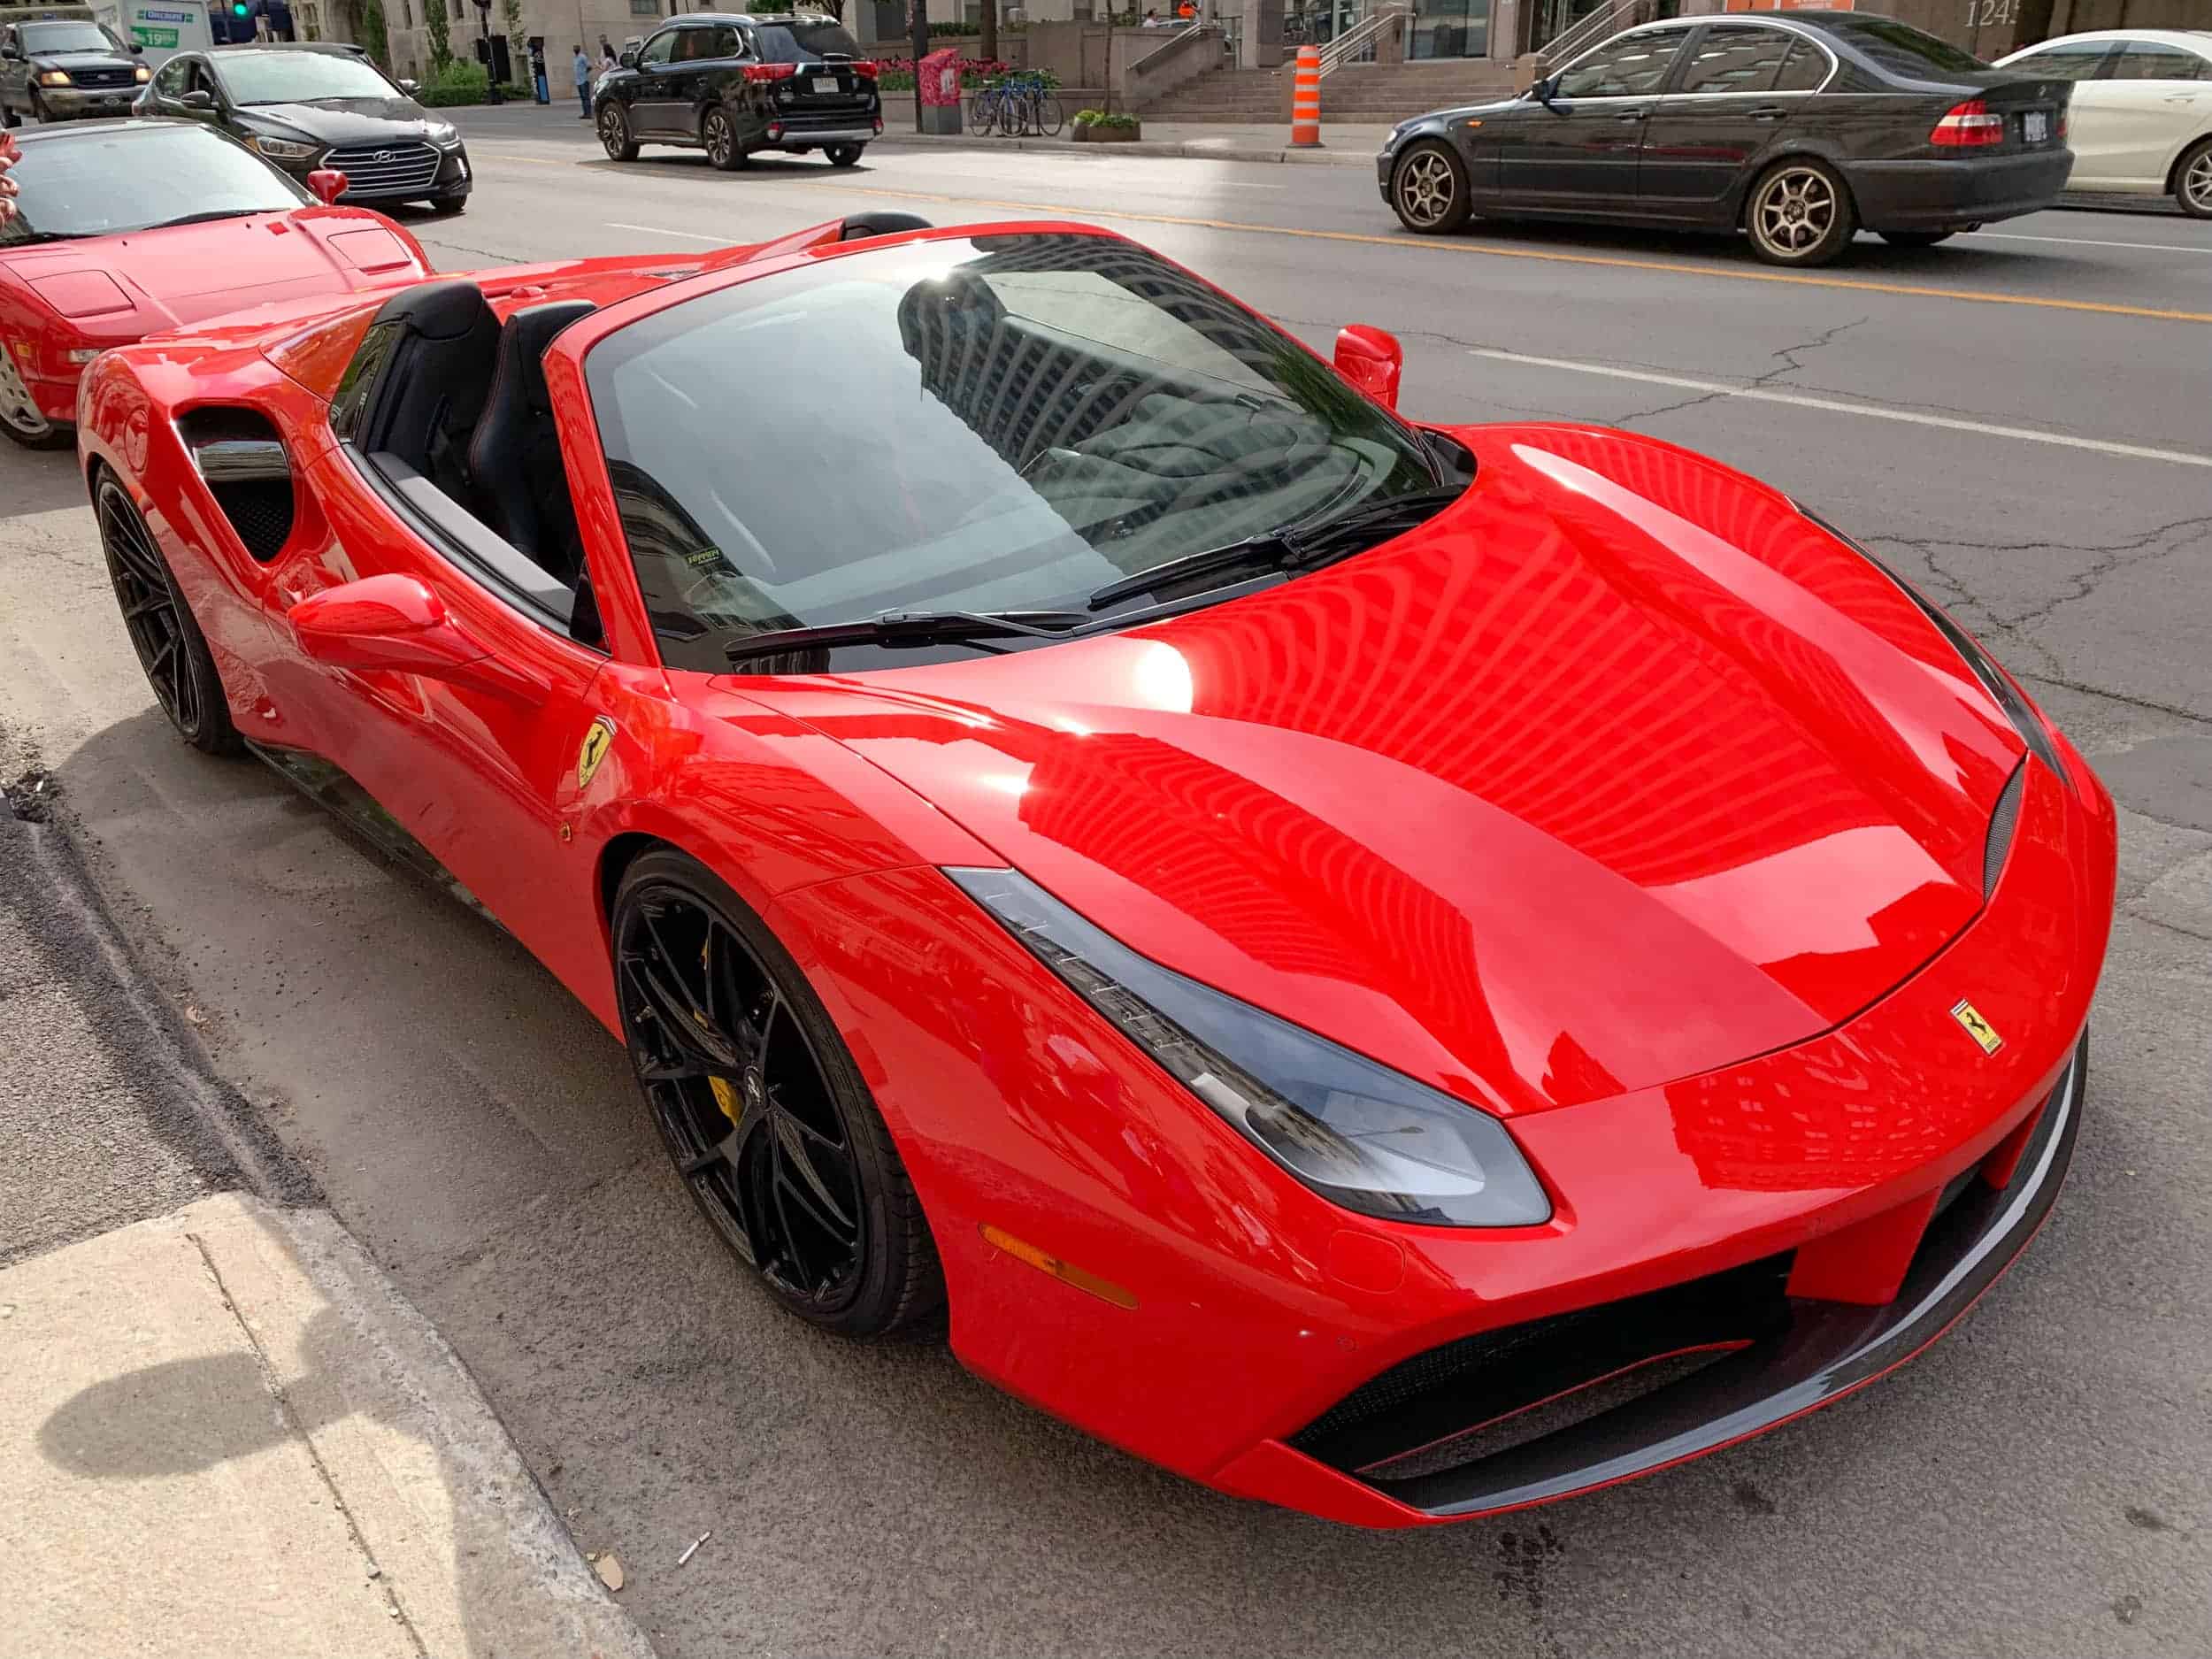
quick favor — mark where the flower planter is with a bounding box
[1072,122,1141,142]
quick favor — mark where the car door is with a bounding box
[1638,25,1829,222]
[626,26,684,134]
[2001,38,2121,185]
[2097,41,2210,188]
[1494,27,1686,211]
[146,50,196,114]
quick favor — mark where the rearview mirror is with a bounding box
[181,88,214,109]
[1333,324,1402,411]
[289,574,541,699]
[306,167,348,204]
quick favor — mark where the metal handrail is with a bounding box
[1540,0,1659,74]
[1317,3,1405,75]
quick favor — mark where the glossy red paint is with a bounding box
[0,204,432,428]
[75,219,2118,1526]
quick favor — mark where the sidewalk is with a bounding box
[0,1193,655,1659]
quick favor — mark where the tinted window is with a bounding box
[21,21,124,52]
[1820,18,1987,75]
[1676,27,1795,95]
[2110,44,2206,81]
[1555,32,1679,98]
[752,19,864,63]
[638,28,676,65]
[1771,40,1828,93]
[0,125,302,242]
[155,55,192,94]
[2009,40,2115,81]
[211,50,398,102]
[588,234,1441,671]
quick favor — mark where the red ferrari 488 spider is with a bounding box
[76,211,2115,1527]
[0,119,426,449]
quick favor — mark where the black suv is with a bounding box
[134,42,470,213]
[1,16,147,125]
[595,12,882,171]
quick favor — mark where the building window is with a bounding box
[629,0,657,14]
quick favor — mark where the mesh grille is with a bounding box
[211,480,295,563]
[1983,761,2027,895]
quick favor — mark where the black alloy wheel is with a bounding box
[1879,230,1953,248]
[599,100,638,161]
[1745,158,1855,267]
[703,105,745,171]
[1391,141,1471,235]
[825,142,863,167]
[96,477,241,755]
[612,849,944,1338]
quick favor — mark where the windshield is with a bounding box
[212,49,397,104]
[753,19,864,62]
[1823,18,1988,75]
[588,233,1442,672]
[21,20,123,52]
[0,126,301,241]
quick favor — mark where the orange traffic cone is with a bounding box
[1290,45,1321,149]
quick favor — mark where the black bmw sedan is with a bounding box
[134,42,470,214]
[1379,12,2072,265]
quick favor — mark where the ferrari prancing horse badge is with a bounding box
[577,717,617,791]
[1950,999,2002,1056]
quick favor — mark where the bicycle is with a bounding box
[969,73,1063,137]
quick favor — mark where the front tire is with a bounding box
[1745,158,1855,267]
[1390,141,1471,235]
[824,142,863,167]
[612,849,945,1339]
[598,100,638,162]
[95,477,242,756]
[1878,229,1952,248]
[703,105,746,171]
[0,345,69,449]
[426,196,467,216]
[2176,137,2212,220]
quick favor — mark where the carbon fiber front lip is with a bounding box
[1362,1040,2083,1517]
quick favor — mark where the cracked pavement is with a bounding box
[3,127,2209,1658]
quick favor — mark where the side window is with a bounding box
[156,56,190,96]
[705,25,739,58]
[2012,41,2116,81]
[2110,45,2205,82]
[1555,33,1681,99]
[639,29,676,66]
[1674,27,1795,96]
[1770,40,1829,93]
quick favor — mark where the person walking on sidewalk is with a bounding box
[572,43,592,119]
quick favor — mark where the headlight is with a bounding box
[134,64,150,81]
[949,868,1553,1228]
[36,69,72,86]
[1798,503,2071,789]
[251,136,320,160]
[428,122,460,146]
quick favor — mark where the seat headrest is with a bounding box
[372,278,495,341]
[492,300,596,412]
[841,211,933,242]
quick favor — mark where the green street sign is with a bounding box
[132,24,178,42]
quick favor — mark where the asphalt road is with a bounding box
[3,115,2209,1657]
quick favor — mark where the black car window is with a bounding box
[666,27,707,60]
[587,233,1442,672]
[703,24,741,58]
[2008,40,2116,81]
[638,28,676,65]
[0,124,302,242]
[1675,27,1796,96]
[753,19,864,64]
[1817,18,1987,77]
[2110,44,2206,81]
[1555,32,1680,99]
[211,50,398,103]
[21,20,126,52]
[1770,39,1829,93]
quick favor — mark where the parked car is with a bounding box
[1995,28,2212,218]
[0,118,428,447]
[1,12,147,125]
[1380,12,2076,265]
[134,41,471,214]
[595,11,882,170]
[76,213,2113,1526]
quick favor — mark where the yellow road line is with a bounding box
[469,158,2212,323]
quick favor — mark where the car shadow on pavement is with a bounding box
[1444,215,2047,273]
[0,443,88,521]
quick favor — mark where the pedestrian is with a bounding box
[528,40,548,104]
[0,133,19,231]
[599,35,617,72]
[572,42,592,119]
[1141,5,1159,24]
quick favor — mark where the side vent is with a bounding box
[179,408,295,563]
[1983,761,2028,896]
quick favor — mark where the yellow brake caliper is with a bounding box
[700,937,743,1128]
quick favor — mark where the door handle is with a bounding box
[2164,92,2199,104]
[1747,105,1786,121]
[1612,108,1647,123]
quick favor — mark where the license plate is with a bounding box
[2024,111,2048,143]
[811,73,841,95]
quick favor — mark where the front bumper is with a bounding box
[1846,150,2074,231]
[25,81,142,119]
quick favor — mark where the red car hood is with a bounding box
[744,425,2026,1117]
[1,209,422,338]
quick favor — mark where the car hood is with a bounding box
[2,210,419,334]
[236,96,443,143]
[741,424,2025,1118]
[28,50,134,69]
[1395,94,1523,132]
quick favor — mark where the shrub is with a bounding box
[415,57,489,105]
[1071,107,1137,129]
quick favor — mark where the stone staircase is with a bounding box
[1140,58,1517,123]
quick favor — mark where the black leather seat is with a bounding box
[351,280,503,497]
[465,300,595,581]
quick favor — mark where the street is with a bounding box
[4,111,2210,1656]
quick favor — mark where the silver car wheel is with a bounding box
[1395,149,1457,229]
[1752,165,1838,258]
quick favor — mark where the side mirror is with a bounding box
[619,48,638,68]
[398,76,419,92]
[289,574,538,698]
[306,166,348,204]
[129,40,144,53]
[1530,73,1557,104]
[181,88,215,109]
[2,44,23,60]
[1333,324,1402,411]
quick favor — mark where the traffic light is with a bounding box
[231,2,249,14]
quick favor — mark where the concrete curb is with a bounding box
[872,130,1371,166]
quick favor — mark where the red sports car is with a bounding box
[0,118,426,449]
[77,213,2115,1527]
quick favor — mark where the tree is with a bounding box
[425,0,450,71]
[356,0,388,68]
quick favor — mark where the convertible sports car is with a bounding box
[0,118,427,447]
[78,216,2115,1526]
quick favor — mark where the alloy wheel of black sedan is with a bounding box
[1392,142,1471,235]
[612,851,943,1336]
[599,101,638,161]
[1746,160,1855,267]
[96,479,240,754]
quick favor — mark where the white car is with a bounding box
[1996,29,2212,218]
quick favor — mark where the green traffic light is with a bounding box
[231,3,248,14]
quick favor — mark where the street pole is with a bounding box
[909,0,928,133]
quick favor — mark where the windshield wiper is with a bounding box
[1086,485,1466,612]
[140,209,269,230]
[723,608,1088,667]
[4,230,93,244]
